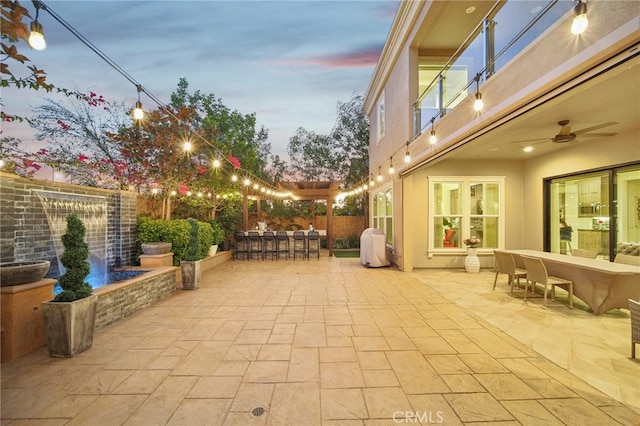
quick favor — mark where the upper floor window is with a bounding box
[377,94,385,141]
[428,176,504,252]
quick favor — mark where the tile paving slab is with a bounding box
[2,255,638,425]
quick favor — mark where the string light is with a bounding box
[429,119,437,144]
[473,73,483,112]
[388,157,395,175]
[404,142,411,163]
[28,1,46,50]
[377,167,383,182]
[571,0,589,35]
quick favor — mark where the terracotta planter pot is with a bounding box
[42,294,98,358]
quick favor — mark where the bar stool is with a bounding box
[247,231,262,260]
[307,230,320,260]
[293,230,306,260]
[262,231,277,260]
[233,231,249,260]
[276,231,290,260]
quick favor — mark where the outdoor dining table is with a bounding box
[506,249,640,315]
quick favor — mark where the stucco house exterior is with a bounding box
[363,0,640,271]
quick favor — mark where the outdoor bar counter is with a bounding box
[506,249,640,315]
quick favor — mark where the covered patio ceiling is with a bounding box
[275,180,343,201]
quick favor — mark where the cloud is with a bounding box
[279,44,384,69]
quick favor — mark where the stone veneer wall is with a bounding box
[0,172,138,272]
[94,267,176,330]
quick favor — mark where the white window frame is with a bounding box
[372,184,393,246]
[427,176,505,254]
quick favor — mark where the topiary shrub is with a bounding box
[55,213,93,302]
[184,218,201,261]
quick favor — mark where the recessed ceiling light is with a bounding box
[523,146,534,153]
[466,6,476,14]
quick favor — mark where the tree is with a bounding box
[330,92,369,187]
[287,128,340,181]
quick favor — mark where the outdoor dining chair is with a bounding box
[275,231,290,260]
[247,231,263,260]
[262,231,277,260]
[233,231,249,260]
[520,255,574,309]
[293,230,307,260]
[492,250,526,293]
[307,230,320,260]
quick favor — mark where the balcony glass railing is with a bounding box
[413,0,573,137]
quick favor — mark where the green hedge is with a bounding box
[136,216,214,265]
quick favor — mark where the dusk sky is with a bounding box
[5,0,399,160]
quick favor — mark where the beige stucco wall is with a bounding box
[366,0,640,272]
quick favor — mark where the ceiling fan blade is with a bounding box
[573,121,618,135]
[509,137,548,144]
[577,132,618,138]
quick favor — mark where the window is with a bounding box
[428,177,504,252]
[372,186,393,245]
[377,94,385,141]
[547,164,640,260]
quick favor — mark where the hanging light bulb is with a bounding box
[231,174,238,182]
[212,159,221,168]
[369,175,375,187]
[377,167,383,182]
[28,2,46,51]
[404,142,411,163]
[388,157,394,175]
[571,0,589,35]
[473,74,483,112]
[429,119,437,144]
[243,178,251,186]
[133,86,144,120]
[183,140,192,152]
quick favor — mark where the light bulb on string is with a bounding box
[571,0,589,35]
[473,74,483,112]
[212,159,221,168]
[404,142,411,163]
[388,157,394,175]
[28,2,46,51]
[133,85,144,120]
[429,118,437,144]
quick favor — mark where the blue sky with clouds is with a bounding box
[5,0,398,159]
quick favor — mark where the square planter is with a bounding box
[42,294,98,358]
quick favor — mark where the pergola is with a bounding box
[242,180,342,256]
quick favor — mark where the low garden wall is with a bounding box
[94,266,177,330]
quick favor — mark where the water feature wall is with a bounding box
[0,172,139,276]
[34,190,108,286]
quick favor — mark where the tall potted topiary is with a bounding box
[181,218,203,290]
[42,213,98,357]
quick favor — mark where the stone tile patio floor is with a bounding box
[1,252,639,425]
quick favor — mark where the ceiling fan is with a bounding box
[511,120,618,145]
